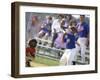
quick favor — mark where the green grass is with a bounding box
[34,55,59,66]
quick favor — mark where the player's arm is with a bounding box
[75,41,80,46]
[78,27,84,32]
[75,33,80,46]
[62,33,70,44]
[76,23,84,32]
[41,22,46,29]
[62,32,67,43]
[66,39,70,44]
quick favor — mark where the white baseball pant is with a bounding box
[77,37,87,62]
[60,48,76,65]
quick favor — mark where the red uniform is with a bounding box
[26,47,36,57]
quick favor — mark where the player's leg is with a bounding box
[44,32,49,40]
[75,43,80,62]
[59,49,68,65]
[26,56,32,67]
[62,49,73,65]
[78,38,87,63]
[75,43,80,54]
[80,38,87,63]
[51,32,58,47]
[66,50,72,65]
[42,32,49,45]
[38,30,45,38]
[66,49,76,65]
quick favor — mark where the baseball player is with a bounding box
[51,14,66,47]
[53,17,69,49]
[38,16,53,39]
[60,21,78,65]
[76,15,89,63]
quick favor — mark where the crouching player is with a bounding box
[26,39,37,67]
[60,26,78,65]
[38,16,52,39]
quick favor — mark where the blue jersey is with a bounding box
[77,22,89,37]
[42,20,52,32]
[64,33,76,49]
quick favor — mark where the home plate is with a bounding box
[30,61,48,67]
